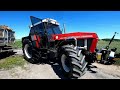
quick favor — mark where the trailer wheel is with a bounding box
[22,39,39,64]
[60,45,88,79]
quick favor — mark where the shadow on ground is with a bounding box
[34,58,69,79]
[23,57,68,79]
[50,62,98,79]
[87,64,98,73]
[38,59,68,79]
[0,51,16,59]
[50,63,69,79]
[97,60,116,65]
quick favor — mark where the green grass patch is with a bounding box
[0,55,26,70]
[97,40,120,54]
[13,39,22,49]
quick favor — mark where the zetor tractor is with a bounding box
[22,16,98,79]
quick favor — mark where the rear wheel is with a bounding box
[60,45,88,79]
[22,39,39,64]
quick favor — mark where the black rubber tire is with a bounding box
[59,45,88,79]
[22,39,39,64]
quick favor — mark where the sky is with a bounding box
[0,11,120,39]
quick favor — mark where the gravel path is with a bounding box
[0,49,120,79]
[80,63,120,79]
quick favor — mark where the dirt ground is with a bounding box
[0,49,120,79]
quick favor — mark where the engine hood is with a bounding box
[51,32,99,41]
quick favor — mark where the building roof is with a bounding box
[0,25,12,31]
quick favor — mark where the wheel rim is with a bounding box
[61,54,70,72]
[24,44,32,59]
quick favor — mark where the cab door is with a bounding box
[30,16,43,48]
[30,24,45,48]
[30,16,49,48]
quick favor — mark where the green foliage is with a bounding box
[12,39,22,49]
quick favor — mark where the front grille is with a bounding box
[77,39,93,50]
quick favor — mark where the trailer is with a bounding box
[0,25,15,54]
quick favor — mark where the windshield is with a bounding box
[46,24,62,35]
[53,26,62,34]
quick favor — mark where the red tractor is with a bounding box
[22,16,98,79]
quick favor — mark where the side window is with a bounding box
[47,28,54,35]
[34,26,39,33]
[35,24,44,36]
[30,24,44,36]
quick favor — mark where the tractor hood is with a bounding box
[51,32,99,41]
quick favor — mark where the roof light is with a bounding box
[30,18,60,27]
[42,18,60,25]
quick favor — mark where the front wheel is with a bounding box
[60,45,88,79]
[22,39,39,64]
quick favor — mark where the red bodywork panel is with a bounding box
[51,32,99,53]
[33,35,41,48]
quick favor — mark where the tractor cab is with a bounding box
[29,16,62,48]
[30,16,62,36]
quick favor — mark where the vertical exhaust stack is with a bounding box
[63,23,66,34]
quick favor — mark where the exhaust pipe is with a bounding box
[63,23,66,34]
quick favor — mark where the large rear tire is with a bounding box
[22,39,39,64]
[60,45,88,79]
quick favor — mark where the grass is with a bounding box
[12,39,22,49]
[0,55,26,70]
[97,40,120,54]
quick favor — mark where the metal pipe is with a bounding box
[63,23,66,34]
[6,30,8,45]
